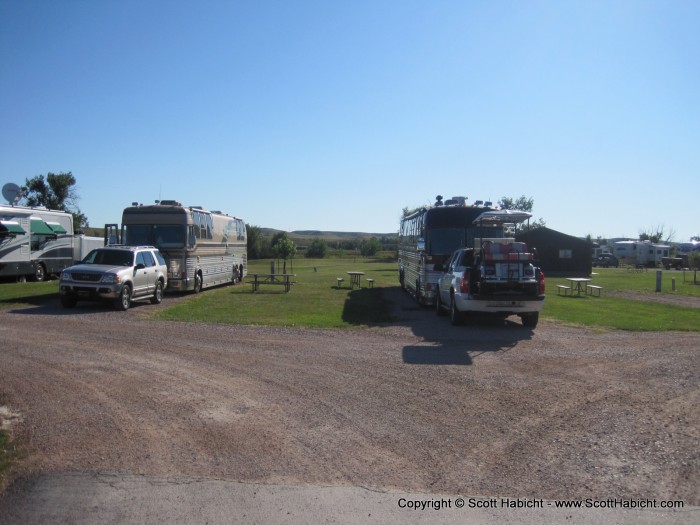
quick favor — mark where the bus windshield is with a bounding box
[427,228,465,256]
[123,224,185,249]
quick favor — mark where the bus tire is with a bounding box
[193,272,203,293]
[114,284,132,311]
[32,262,46,282]
[150,280,163,304]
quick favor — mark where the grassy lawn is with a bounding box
[0,280,58,310]
[544,267,700,331]
[1,261,698,331]
[155,256,399,328]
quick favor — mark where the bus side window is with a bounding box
[206,215,213,239]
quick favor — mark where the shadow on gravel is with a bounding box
[377,286,535,366]
[4,295,156,316]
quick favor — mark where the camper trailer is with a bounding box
[0,204,103,282]
[613,240,670,268]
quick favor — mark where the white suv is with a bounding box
[60,245,168,310]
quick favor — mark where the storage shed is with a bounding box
[516,227,592,276]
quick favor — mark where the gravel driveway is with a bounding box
[1,286,698,516]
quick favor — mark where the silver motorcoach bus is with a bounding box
[398,196,505,305]
[112,200,247,292]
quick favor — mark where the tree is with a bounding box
[498,195,534,212]
[639,225,673,244]
[360,237,381,257]
[306,239,327,258]
[271,232,297,272]
[22,172,88,228]
[246,224,272,259]
[498,195,545,231]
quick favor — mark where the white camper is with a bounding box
[613,240,670,268]
[0,204,103,281]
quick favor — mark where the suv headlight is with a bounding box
[60,272,72,282]
[100,274,121,284]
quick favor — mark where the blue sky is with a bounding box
[1,0,698,241]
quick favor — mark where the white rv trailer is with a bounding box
[0,204,103,282]
[613,240,670,268]
[1,205,74,281]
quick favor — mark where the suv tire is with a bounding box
[150,280,163,304]
[114,284,132,311]
[61,294,78,308]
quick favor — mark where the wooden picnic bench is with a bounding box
[250,273,296,293]
[557,284,572,296]
[586,284,603,296]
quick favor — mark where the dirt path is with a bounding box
[1,287,698,507]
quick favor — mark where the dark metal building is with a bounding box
[516,227,592,277]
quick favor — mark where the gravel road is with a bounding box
[0,286,698,518]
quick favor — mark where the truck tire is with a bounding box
[435,287,446,316]
[449,296,463,326]
[521,312,539,328]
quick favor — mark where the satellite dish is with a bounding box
[2,183,23,205]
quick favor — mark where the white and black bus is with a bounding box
[110,200,247,292]
[398,196,505,305]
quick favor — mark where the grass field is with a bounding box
[547,268,700,331]
[1,259,698,331]
[155,256,398,328]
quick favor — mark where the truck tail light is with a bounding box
[537,269,545,295]
[460,270,470,294]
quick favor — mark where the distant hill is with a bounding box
[261,229,396,242]
[84,226,396,244]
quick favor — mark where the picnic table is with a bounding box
[566,277,591,296]
[250,273,296,293]
[346,271,365,289]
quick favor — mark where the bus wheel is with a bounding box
[32,263,46,282]
[193,273,203,293]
